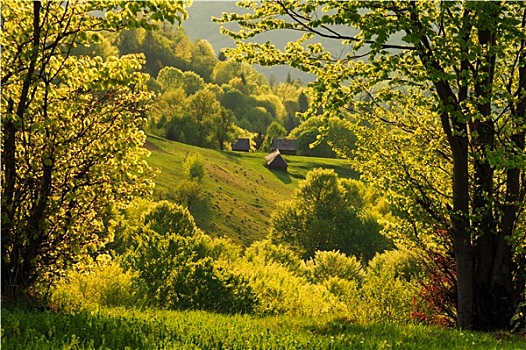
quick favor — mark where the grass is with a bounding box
[2,306,524,349]
[145,135,358,246]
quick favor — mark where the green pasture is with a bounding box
[145,135,357,246]
[2,307,524,350]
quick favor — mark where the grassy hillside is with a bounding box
[145,135,358,246]
[3,307,524,350]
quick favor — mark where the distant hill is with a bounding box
[145,135,358,246]
[182,0,317,83]
[182,1,405,84]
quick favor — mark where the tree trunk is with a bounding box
[470,16,516,330]
[1,1,42,296]
[1,103,17,294]
[449,132,474,329]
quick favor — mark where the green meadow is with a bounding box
[2,306,524,350]
[145,135,358,246]
[3,137,524,349]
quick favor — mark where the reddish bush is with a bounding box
[411,229,456,327]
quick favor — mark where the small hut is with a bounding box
[265,149,288,171]
[271,138,297,155]
[232,138,250,152]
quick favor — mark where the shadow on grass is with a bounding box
[290,162,360,180]
[268,169,292,184]
[223,150,244,163]
[189,194,214,231]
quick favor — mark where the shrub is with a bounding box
[304,250,365,284]
[411,249,457,327]
[108,199,197,256]
[244,239,303,273]
[366,249,422,281]
[234,259,344,317]
[322,277,362,320]
[359,250,422,324]
[52,256,138,312]
[183,152,205,182]
[142,200,198,237]
[125,201,256,314]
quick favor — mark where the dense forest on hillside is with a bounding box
[72,22,358,156]
[2,1,525,347]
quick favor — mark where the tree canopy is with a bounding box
[1,0,188,298]
[270,169,392,261]
[217,0,526,331]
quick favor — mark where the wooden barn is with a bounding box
[232,138,250,152]
[265,149,288,171]
[271,138,297,155]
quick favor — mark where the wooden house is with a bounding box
[265,149,288,171]
[232,138,250,152]
[271,138,297,155]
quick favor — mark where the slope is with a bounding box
[145,135,358,246]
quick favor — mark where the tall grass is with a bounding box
[2,307,524,349]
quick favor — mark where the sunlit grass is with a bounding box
[145,135,356,246]
[2,306,524,349]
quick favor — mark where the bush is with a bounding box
[234,259,344,317]
[52,255,138,312]
[142,200,198,237]
[322,277,362,320]
[359,250,422,324]
[126,201,256,314]
[244,239,303,273]
[183,152,205,182]
[366,249,422,282]
[129,229,255,313]
[109,199,198,256]
[304,250,365,284]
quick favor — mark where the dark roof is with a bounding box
[232,138,250,152]
[265,149,288,170]
[271,138,297,154]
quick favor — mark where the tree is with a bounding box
[70,32,119,60]
[186,88,223,147]
[183,152,206,182]
[157,66,185,92]
[118,28,179,77]
[269,169,392,261]
[190,39,219,81]
[290,116,357,158]
[298,91,309,113]
[148,88,187,137]
[156,67,205,96]
[117,27,216,79]
[1,0,188,298]
[260,121,287,152]
[208,107,236,151]
[211,60,244,86]
[182,71,205,96]
[218,1,526,331]
[283,99,301,132]
[247,106,274,134]
[211,59,269,95]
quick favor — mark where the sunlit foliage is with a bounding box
[1,0,188,298]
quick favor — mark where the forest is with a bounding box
[1,1,525,348]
